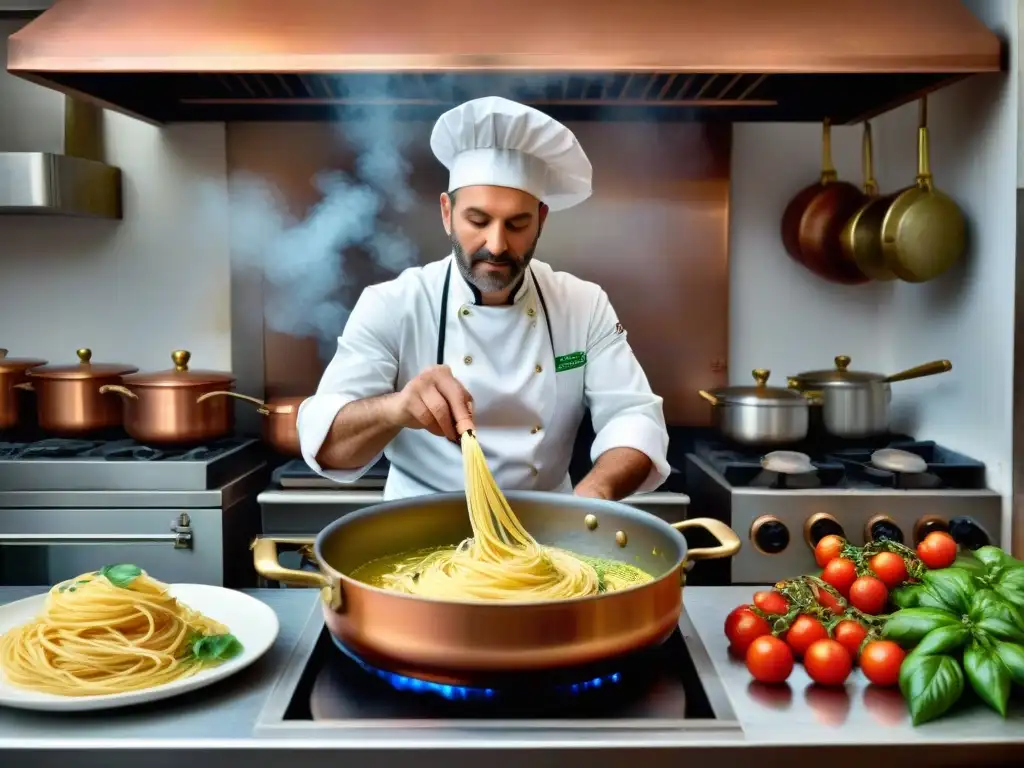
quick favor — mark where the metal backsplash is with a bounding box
[226,121,730,428]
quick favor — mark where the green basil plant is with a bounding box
[884,546,1024,725]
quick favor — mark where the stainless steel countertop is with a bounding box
[0,585,1022,768]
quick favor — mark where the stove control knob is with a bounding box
[866,515,905,545]
[751,515,790,555]
[948,516,991,551]
[804,513,845,548]
[914,515,949,545]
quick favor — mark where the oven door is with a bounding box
[0,507,222,586]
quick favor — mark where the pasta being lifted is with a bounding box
[0,565,242,697]
[376,430,651,601]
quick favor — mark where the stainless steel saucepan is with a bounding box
[698,369,818,446]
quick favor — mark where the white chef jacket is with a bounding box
[297,254,670,500]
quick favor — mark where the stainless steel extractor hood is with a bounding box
[0,94,121,218]
[5,0,1005,125]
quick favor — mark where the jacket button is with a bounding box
[526,307,536,317]
[534,364,543,373]
[529,465,539,477]
[463,355,473,365]
[461,307,471,316]
[530,425,542,434]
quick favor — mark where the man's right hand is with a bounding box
[386,365,475,442]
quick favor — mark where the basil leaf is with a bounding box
[883,607,959,648]
[899,653,965,726]
[953,553,988,576]
[970,589,1024,626]
[915,624,970,656]
[994,582,1024,612]
[964,640,1011,717]
[998,567,1024,590]
[890,584,924,609]
[99,563,143,589]
[976,617,1024,644]
[992,642,1024,686]
[972,547,1013,570]
[191,633,244,662]
[922,569,977,615]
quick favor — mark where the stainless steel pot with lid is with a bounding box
[698,369,814,446]
[789,355,952,438]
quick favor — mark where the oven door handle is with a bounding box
[0,514,194,549]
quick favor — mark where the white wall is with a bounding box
[730,0,1019,537]
[0,18,232,372]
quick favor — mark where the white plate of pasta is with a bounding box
[0,566,280,712]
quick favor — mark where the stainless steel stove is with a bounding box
[0,437,269,587]
[253,600,741,739]
[685,436,1003,585]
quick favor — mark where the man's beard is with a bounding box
[451,233,538,295]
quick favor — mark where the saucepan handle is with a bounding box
[251,536,341,610]
[671,518,742,562]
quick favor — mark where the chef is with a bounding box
[297,96,670,501]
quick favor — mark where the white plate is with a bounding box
[0,584,280,712]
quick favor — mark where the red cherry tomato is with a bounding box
[745,635,795,684]
[822,557,858,597]
[869,552,909,590]
[753,590,790,616]
[917,531,958,570]
[833,620,868,660]
[848,575,889,615]
[814,535,846,568]
[860,640,906,687]
[804,639,853,687]
[725,607,771,655]
[784,614,829,658]
[815,586,846,616]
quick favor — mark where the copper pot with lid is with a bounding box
[0,349,48,431]
[196,391,304,456]
[99,350,236,446]
[25,348,138,436]
[789,355,952,438]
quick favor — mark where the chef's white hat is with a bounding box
[430,96,593,212]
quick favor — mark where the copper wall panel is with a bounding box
[226,120,730,426]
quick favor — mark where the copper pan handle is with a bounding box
[885,359,952,384]
[251,536,341,609]
[98,384,138,400]
[819,118,838,184]
[697,390,719,406]
[671,517,741,562]
[197,389,271,415]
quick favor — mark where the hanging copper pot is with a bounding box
[24,348,138,436]
[196,391,304,456]
[0,349,48,431]
[99,350,236,446]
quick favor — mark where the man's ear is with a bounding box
[538,202,549,232]
[440,192,454,236]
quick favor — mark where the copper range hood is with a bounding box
[6,0,1004,125]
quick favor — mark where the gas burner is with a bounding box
[0,436,253,462]
[331,635,622,702]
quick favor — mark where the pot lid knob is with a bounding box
[835,355,852,371]
[751,368,771,387]
[171,349,191,372]
[76,348,92,364]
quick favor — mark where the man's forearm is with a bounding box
[574,447,653,501]
[315,394,402,471]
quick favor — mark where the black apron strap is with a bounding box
[436,262,453,365]
[529,266,556,356]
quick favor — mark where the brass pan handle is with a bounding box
[697,390,719,406]
[885,359,952,383]
[251,536,341,610]
[671,517,742,561]
[99,384,138,400]
[197,389,272,416]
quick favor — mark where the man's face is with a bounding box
[441,185,549,295]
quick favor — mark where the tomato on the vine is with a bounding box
[724,606,771,655]
[753,590,789,616]
[814,535,846,568]
[869,551,909,590]
[860,640,905,687]
[917,531,958,570]
[815,586,845,616]
[833,619,868,660]
[803,639,852,687]
[784,614,828,657]
[822,557,857,597]
[848,575,888,615]
[745,635,794,684]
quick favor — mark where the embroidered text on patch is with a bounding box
[554,351,587,373]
